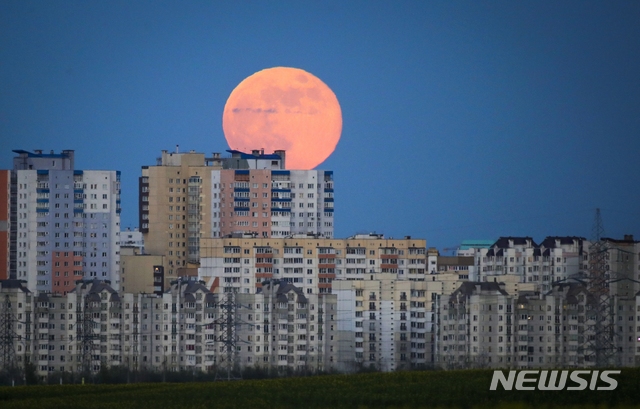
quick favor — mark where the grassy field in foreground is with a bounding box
[1,369,639,409]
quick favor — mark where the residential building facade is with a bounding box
[9,150,121,293]
[0,278,338,380]
[198,233,428,295]
[139,148,334,284]
[333,274,440,372]
[435,280,640,369]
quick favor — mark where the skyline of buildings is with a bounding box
[0,147,638,380]
[1,232,639,380]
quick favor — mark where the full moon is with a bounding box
[222,67,342,170]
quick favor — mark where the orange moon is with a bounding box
[222,67,342,170]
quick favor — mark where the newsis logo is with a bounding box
[490,370,621,391]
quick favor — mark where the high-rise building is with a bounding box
[474,236,587,293]
[0,277,339,378]
[333,274,438,372]
[198,233,428,295]
[139,148,335,283]
[434,279,640,369]
[7,150,121,293]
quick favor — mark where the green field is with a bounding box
[1,369,639,409]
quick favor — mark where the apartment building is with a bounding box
[7,150,121,293]
[0,280,33,370]
[235,280,337,373]
[333,274,441,372]
[475,237,586,293]
[436,280,640,369]
[474,236,640,296]
[212,166,334,239]
[139,149,213,276]
[0,277,338,379]
[435,281,514,369]
[139,148,335,282]
[198,233,428,295]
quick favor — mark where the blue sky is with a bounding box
[1,1,639,249]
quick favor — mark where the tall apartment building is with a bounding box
[7,150,121,293]
[333,274,441,372]
[198,233,428,295]
[475,237,586,292]
[435,280,640,369]
[0,277,338,379]
[236,280,338,373]
[474,236,640,297]
[139,148,335,283]
[139,149,213,274]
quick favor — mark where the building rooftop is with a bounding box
[459,240,495,250]
[226,149,284,160]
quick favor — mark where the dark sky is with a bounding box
[1,1,639,249]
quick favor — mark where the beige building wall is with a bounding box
[140,150,213,283]
[198,234,428,294]
[333,274,439,372]
[120,247,166,293]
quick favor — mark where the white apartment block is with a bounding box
[475,237,586,293]
[10,150,121,293]
[436,280,640,369]
[0,277,338,379]
[475,236,640,297]
[210,168,334,239]
[235,280,338,373]
[333,274,441,372]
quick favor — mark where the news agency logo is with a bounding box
[490,370,621,391]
